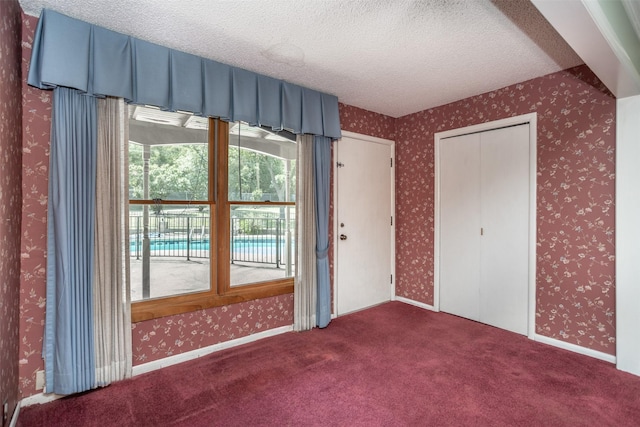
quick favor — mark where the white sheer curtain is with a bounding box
[94,97,132,385]
[294,135,317,331]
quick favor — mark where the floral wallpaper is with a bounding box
[19,13,51,399]
[0,0,24,419]
[393,65,615,354]
[339,103,396,141]
[339,66,616,354]
[132,294,293,364]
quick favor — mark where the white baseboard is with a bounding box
[394,297,615,364]
[132,324,293,376]
[18,325,293,412]
[20,391,65,407]
[394,296,437,312]
[9,401,20,427]
[533,333,617,364]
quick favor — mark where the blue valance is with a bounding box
[27,9,342,139]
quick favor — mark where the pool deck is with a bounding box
[129,257,290,302]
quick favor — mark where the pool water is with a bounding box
[129,238,289,252]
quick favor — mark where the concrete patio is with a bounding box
[129,257,291,302]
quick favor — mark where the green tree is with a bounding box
[228,146,295,202]
[129,143,208,201]
[130,140,295,203]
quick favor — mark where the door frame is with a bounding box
[434,113,537,339]
[333,131,396,317]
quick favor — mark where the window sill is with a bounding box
[131,279,294,323]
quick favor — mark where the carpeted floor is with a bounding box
[17,302,640,426]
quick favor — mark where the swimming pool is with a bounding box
[129,237,289,251]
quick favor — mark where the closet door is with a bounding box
[479,125,530,335]
[439,124,530,335]
[439,133,481,321]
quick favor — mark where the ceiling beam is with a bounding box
[531,0,640,99]
[129,121,296,160]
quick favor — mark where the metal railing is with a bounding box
[130,214,210,260]
[130,214,295,267]
[230,217,295,267]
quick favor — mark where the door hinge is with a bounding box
[390,274,393,284]
[391,216,393,226]
[390,158,393,167]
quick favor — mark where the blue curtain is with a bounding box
[314,136,332,328]
[27,9,342,140]
[44,87,97,394]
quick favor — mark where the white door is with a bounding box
[439,124,530,335]
[336,134,393,315]
[479,125,530,335]
[439,133,482,321]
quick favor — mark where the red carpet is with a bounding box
[18,302,640,426]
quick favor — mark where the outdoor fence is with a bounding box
[130,213,295,267]
[230,217,294,267]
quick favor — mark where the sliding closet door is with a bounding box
[479,125,530,335]
[439,133,481,321]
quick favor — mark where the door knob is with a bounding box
[340,234,347,241]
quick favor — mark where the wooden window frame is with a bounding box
[131,119,293,323]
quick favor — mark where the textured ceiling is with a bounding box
[19,0,583,118]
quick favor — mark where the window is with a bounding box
[226,122,296,287]
[128,106,295,321]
